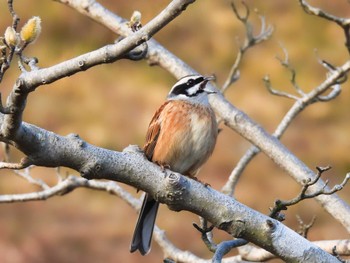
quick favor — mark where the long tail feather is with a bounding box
[130,193,159,255]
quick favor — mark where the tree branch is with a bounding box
[0,0,195,141]
[0,124,340,261]
[299,0,350,54]
[222,43,347,196]
[239,239,350,262]
[296,215,317,238]
[212,239,248,263]
[221,0,273,92]
[268,166,350,221]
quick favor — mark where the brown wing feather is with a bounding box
[143,101,171,160]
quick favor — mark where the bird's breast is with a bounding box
[152,101,217,176]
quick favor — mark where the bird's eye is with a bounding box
[187,79,195,86]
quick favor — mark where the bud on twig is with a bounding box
[129,11,142,32]
[4,26,19,47]
[20,16,41,44]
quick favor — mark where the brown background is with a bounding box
[0,0,349,262]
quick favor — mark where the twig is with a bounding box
[193,218,216,252]
[221,0,273,92]
[263,75,300,100]
[269,166,350,221]
[7,0,20,30]
[13,167,50,190]
[222,52,350,196]
[299,0,350,54]
[154,224,220,263]
[193,217,249,261]
[275,43,305,96]
[263,44,341,101]
[0,174,133,203]
[313,57,344,102]
[0,158,46,188]
[0,157,32,170]
[212,239,248,263]
[296,215,316,238]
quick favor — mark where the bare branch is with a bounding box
[193,216,249,261]
[193,218,216,252]
[0,173,138,205]
[0,157,32,170]
[239,239,350,262]
[263,44,343,103]
[13,166,50,190]
[212,239,248,263]
[269,167,350,221]
[275,43,305,96]
[299,0,350,54]
[315,83,342,102]
[0,161,26,169]
[299,0,350,27]
[7,0,20,30]
[296,215,317,238]
[221,1,273,92]
[222,55,350,197]
[263,75,300,100]
[154,225,225,263]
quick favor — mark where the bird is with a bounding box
[130,74,218,255]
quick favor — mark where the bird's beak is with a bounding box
[202,75,217,94]
[204,75,216,82]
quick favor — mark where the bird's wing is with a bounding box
[143,101,170,160]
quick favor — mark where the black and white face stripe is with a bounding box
[171,76,204,97]
[169,75,213,98]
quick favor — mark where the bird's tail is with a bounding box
[130,193,159,255]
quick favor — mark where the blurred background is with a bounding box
[0,0,349,262]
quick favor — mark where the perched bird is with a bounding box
[130,74,218,255]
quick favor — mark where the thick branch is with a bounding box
[239,239,350,262]
[1,124,339,262]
